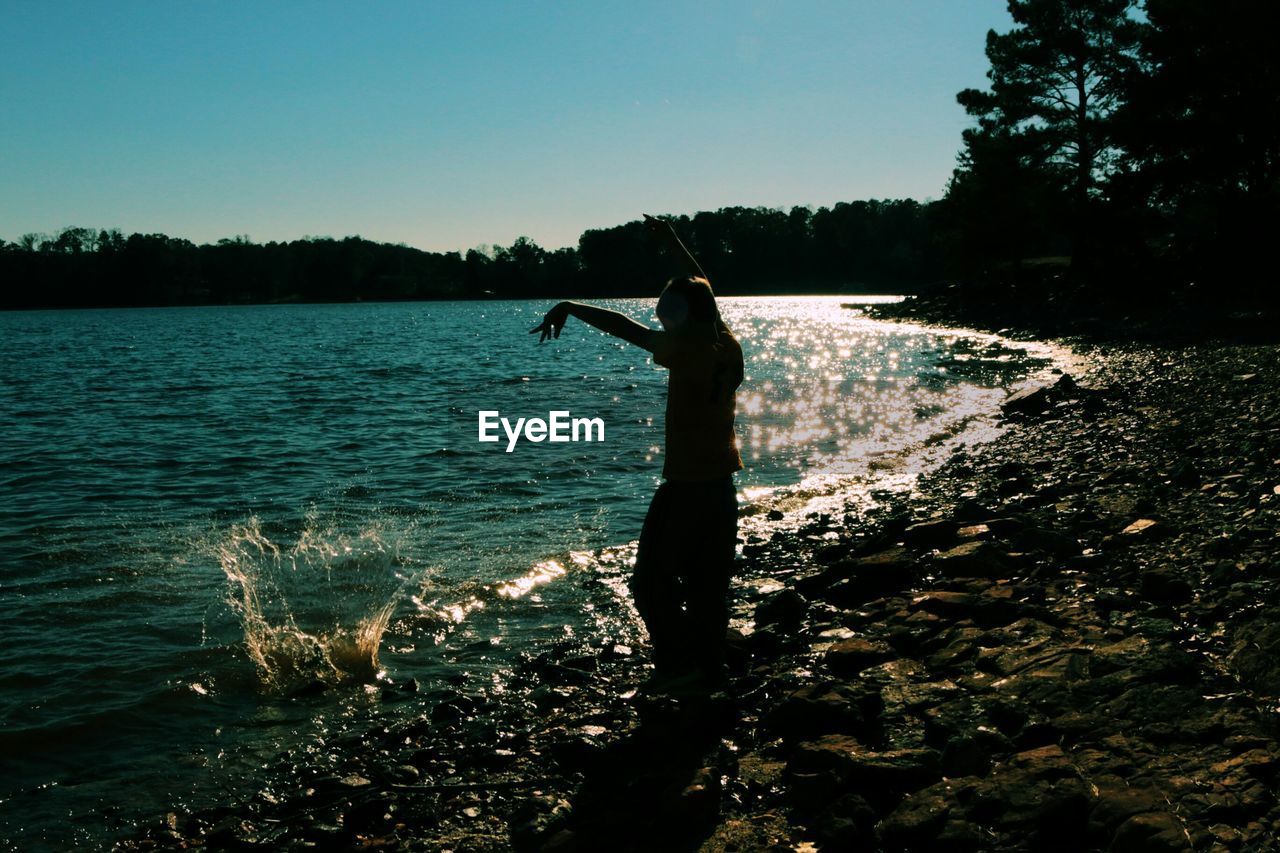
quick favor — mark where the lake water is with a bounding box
[0,297,1060,849]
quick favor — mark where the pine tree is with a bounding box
[955,0,1141,263]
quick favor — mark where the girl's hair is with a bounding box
[661,276,719,324]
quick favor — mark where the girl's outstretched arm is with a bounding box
[530,301,656,351]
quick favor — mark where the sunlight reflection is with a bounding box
[717,298,1050,481]
[496,559,567,599]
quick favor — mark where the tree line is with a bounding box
[6,0,1275,315]
[0,201,939,309]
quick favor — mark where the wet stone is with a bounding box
[823,637,895,674]
[877,782,955,848]
[814,542,852,564]
[932,541,1013,579]
[1003,385,1053,417]
[942,734,995,778]
[1140,567,1194,603]
[810,793,877,848]
[767,682,883,739]
[790,736,941,795]
[1110,811,1192,851]
[753,588,808,629]
[1088,784,1164,837]
[385,764,420,784]
[1012,525,1079,557]
[668,766,721,832]
[903,519,958,548]
[1118,518,1164,541]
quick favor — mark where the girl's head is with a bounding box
[656,276,719,332]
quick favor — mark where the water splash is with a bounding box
[217,516,419,691]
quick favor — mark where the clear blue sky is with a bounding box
[0,1,1009,253]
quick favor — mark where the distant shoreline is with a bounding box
[0,201,940,311]
[1,289,911,312]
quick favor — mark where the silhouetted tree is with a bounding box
[1112,0,1280,302]
[957,0,1141,267]
[938,126,1071,275]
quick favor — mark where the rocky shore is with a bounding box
[123,339,1280,852]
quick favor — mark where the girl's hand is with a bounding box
[529,302,570,343]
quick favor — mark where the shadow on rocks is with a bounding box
[519,691,738,852]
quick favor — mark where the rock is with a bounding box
[997,476,1029,497]
[746,624,784,655]
[1169,459,1200,487]
[1228,616,1280,694]
[934,818,989,851]
[911,589,981,617]
[768,682,883,739]
[960,745,1092,843]
[797,546,913,600]
[842,546,913,573]
[932,541,1014,579]
[1088,784,1163,838]
[1090,637,1199,685]
[1012,526,1079,557]
[548,733,604,771]
[942,734,994,778]
[207,817,261,849]
[1109,812,1192,851]
[529,664,587,690]
[983,517,1026,537]
[816,548,916,604]
[813,542,852,564]
[561,654,599,673]
[927,636,980,670]
[385,764,420,784]
[667,766,721,832]
[919,695,989,746]
[953,499,992,522]
[824,638,895,674]
[786,769,844,814]
[811,794,877,848]
[539,829,578,851]
[724,627,750,673]
[509,795,573,850]
[877,784,953,847]
[1117,518,1164,541]
[1003,385,1053,417]
[753,589,808,629]
[736,752,786,793]
[1054,373,1080,394]
[1140,568,1193,603]
[1209,748,1279,781]
[904,519,958,548]
[345,796,395,832]
[339,774,372,788]
[1008,743,1077,781]
[998,458,1029,479]
[529,685,576,710]
[790,736,941,795]
[429,691,484,722]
